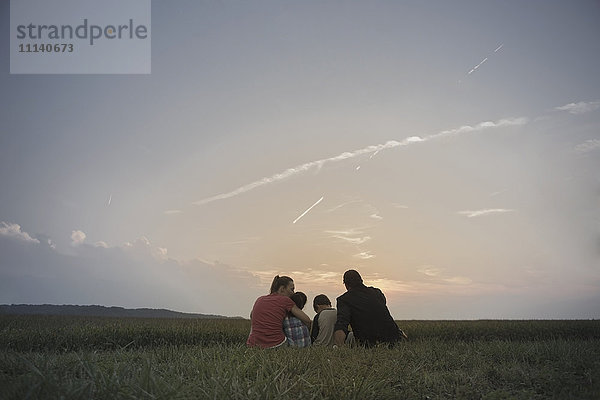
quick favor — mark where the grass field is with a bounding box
[1,316,599,399]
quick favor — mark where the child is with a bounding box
[310,294,338,346]
[283,292,311,347]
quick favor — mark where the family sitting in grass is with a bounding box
[246,269,408,349]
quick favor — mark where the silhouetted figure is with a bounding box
[334,269,407,346]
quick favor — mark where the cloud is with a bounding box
[325,199,383,222]
[164,210,183,215]
[354,251,375,260]
[0,222,40,244]
[369,279,419,294]
[256,268,339,285]
[122,236,170,261]
[418,266,472,284]
[489,190,507,197]
[575,139,600,154]
[94,241,109,248]
[326,200,362,212]
[332,235,371,245]
[0,232,262,317]
[155,247,168,259]
[241,268,598,319]
[418,266,443,277]
[70,230,86,246]
[193,117,527,206]
[251,268,343,298]
[325,229,371,245]
[444,276,473,285]
[215,236,261,246]
[417,266,474,286]
[457,209,515,218]
[555,101,600,115]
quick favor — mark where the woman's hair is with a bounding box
[290,292,307,309]
[270,275,293,294]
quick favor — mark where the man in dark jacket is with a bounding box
[334,269,407,346]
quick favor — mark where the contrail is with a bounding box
[465,44,503,77]
[326,200,362,213]
[468,57,488,75]
[193,117,527,206]
[293,196,324,224]
[358,148,382,171]
[107,194,112,206]
[458,208,514,218]
[193,139,408,205]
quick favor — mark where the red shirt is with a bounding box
[247,293,295,348]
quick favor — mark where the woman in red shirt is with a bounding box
[247,275,312,348]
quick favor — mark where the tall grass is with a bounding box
[0,316,249,352]
[1,316,599,399]
[2,316,598,352]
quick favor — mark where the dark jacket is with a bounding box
[334,284,400,345]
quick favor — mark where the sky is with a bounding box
[1,0,599,319]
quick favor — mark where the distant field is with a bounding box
[1,316,599,399]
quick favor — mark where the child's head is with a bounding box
[290,292,307,309]
[313,294,331,313]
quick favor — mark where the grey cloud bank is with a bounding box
[0,232,259,317]
[0,222,40,244]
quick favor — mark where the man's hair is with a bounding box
[291,292,307,309]
[313,294,331,312]
[270,275,293,294]
[343,269,363,289]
